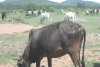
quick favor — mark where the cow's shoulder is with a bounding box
[29,28,40,40]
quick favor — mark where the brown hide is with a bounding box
[16,20,86,67]
[2,12,7,20]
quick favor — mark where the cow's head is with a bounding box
[13,56,30,67]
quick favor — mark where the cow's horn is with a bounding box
[13,57,20,60]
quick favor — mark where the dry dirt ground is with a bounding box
[0,23,43,36]
[0,23,100,67]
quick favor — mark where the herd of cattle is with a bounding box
[86,9,100,15]
[1,10,77,25]
[2,9,100,22]
[22,10,77,24]
[27,10,42,16]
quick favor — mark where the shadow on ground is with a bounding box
[93,63,100,67]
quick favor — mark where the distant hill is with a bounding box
[3,0,100,6]
[3,0,60,5]
[61,0,100,6]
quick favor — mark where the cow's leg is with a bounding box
[50,18,52,23]
[36,58,41,67]
[69,52,82,67]
[47,57,52,67]
[36,56,43,67]
[47,18,49,24]
[68,43,82,67]
[74,17,76,22]
[73,18,74,22]
[36,60,40,67]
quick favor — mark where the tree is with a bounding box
[77,3,85,8]
[26,3,38,12]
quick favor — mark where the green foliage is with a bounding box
[42,5,56,12]
[77,3,85,8]
[49,7,56,12]
[18,9,25,13]
[42,5,51,12]
[26,3,38,12]
[75,10,80,14]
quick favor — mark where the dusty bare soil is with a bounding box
[0,23,43,36]
[0,23,100,67]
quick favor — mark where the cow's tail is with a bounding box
[81,27,86,67]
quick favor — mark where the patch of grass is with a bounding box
[86,44,100,49]
[0,52,19,65]
[92,50,100,54]
[85,60,100,67]
[87,55,93,57]
[0,20,8,24]
[65,65,68,67]
[0,35,28,41]
[77,21,100,34]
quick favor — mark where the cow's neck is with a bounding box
[22,43,31,60]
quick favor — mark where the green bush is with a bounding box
[49,7,56,12]
[18,9,25,13]
[75,10,80,14]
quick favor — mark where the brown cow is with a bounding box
[14,20,86,67]
[2,12,7,20]
[96,9,99,14]
[89,9,93,14]
[14,11,18,14]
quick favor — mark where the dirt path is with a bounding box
[0,23,43,36]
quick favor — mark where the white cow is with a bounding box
[27,11,32,16]
[60,10,64,14]
[33,11,38,16]
[64,12,76,22]
[40,12,52,24]
[94,9,97,14]
[86,10,89,14]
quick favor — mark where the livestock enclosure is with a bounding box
[0,9,100,67]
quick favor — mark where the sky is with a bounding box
[0,0,100,3]
[83,0,100,3]
[0,0,5,2]
[49,0,100,3]
[49,0,66,3]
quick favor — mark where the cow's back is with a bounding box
[36,21,83,58]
